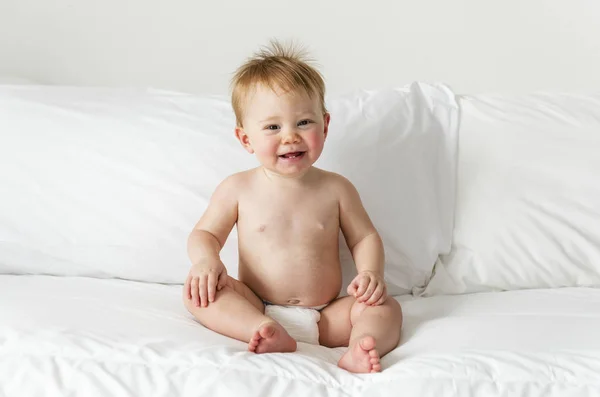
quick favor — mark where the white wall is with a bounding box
[1,0,599,95]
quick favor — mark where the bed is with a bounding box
[3,275,599,396]
[2,3,600,394]
[1,77,600,397]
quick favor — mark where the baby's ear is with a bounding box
[323,113,331,140]
[235,127,254,154]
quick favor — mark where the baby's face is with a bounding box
[236,83,329,177]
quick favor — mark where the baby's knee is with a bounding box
[182,294,195,313]
[182,293,202,313]
[387,298,403,324]
[182,283,234,313]
[349,300,374,324]
[350,298,403,324]
[372,298,402,320]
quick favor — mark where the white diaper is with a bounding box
[264,304,324,345]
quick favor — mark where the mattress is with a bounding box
[1,275,599,397]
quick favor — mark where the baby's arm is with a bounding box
[337,176,387,305]
[185,175,239,308]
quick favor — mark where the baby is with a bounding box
[183,41,403,373]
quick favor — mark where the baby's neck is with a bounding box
[261,166,315,185]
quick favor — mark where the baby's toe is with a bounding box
[372,363,382,372]
[359,336,376,351]
[248,331,262,352]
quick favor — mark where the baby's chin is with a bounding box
[262,163,315,179]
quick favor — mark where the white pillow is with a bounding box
[422,93,600,296]
[0,83,458,295]
[319,84,459,295]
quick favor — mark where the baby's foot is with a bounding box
[338,335,381,373]
[248,321,297,354]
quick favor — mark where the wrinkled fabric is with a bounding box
[2,276,600,397]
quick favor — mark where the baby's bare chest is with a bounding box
[237,194,339,240]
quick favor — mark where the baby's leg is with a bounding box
[318,296,402,373]
[183,276,296,353]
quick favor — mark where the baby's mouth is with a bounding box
[279,151,306,159]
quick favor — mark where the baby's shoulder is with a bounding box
[213,169,256,196]
[312,168,357,196]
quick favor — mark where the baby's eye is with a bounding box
[298,119,313,126]
[265,124,280,131]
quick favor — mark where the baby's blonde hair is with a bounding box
[231,40,327,127]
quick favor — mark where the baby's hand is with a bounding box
[347,270,387,306]
[185,258,228,308]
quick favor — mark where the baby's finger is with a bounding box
[191,277,200,307]
[366,283,384,305]
[346,281,356,296]
[217,272,227,290]
[359,281,377,302]
[207,272,217,303]
[199,274,208,307]
[347,279,359,296]
[184,274,192,300]
[375,290,388,306]
[356,276,369,297]
[381,284,388,302]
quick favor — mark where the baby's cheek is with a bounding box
[306,132,325,151]
[256,141,278,157]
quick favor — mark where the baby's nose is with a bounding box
[281,130,301,144]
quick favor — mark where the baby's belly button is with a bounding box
[286,299,301,305]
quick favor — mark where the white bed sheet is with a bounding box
[1,275,600,397]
